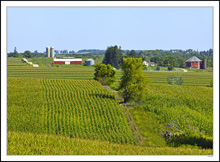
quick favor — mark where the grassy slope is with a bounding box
[7,131,212,155]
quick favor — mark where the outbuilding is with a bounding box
[185,56,202,69]
[85,58,95,66]
[54,58,82,65]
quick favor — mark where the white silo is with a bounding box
[46,46,50,57]
[50,47,54,58]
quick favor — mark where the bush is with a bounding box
[168,65,174,71]
[156,66,160,71]
[167,132,213,149]
[167,74,183,85]
[94,64,116,86]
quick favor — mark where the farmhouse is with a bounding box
[54,58,82,65]
[143,61,155,66]
[185,56,206,69]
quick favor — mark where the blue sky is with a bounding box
[7,7,213,53]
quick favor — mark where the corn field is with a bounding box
[7,77,136,145]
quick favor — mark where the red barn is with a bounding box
[185,56,202,69]
[53,58,82,65]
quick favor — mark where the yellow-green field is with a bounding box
[6,57,213,155]
[8,58,213,86]
[8,131,212,155]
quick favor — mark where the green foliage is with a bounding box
[24,50,32,58]
[94,64,116,86]
[167,74,183,85]
[168,65,174,71]
[127,50,137,58]
[156,66,160,71]
[7,131,213,155]
[102,45,123,69]
[119,58,150,103]
[167,132,213,149]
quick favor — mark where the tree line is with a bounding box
[8,46,213,68]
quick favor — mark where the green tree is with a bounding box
[24,50,32,58]
[127,50,137,58]
[102,45,123,69]
[14,47,18,55]
[168,65,174,71]
[119,58,150,103]
[156,66,160,71]
[94,64,116,86]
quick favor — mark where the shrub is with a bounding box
[94,64,116,86]
[167,132,213,149]
[156,66,160,71]
[167,74,183,85]
[168,65,174,71]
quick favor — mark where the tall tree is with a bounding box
[24,50,32,58]
[14,47,18,54]
[127,50,137,58]
[119,58,150,103]
[102,45,123,69]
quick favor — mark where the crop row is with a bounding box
[143,84,213,136]
[7,77,136,145]
[41,79,136,145]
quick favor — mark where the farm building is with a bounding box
[143,61,155,66]
[54,58,82,65]
[185,56,206,69]
[85,58,95,66]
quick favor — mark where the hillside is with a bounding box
[6,57,213,155]
[8,131,212,155]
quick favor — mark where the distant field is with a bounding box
[7,58,213,86]
[8,131,212,155]
[7,77,136,146]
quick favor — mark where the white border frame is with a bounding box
[1,1,219,161]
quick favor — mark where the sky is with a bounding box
[7,7,213,53]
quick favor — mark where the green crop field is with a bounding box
[128,84,213,147]
[6,57,213,155]
[8,77,136,145]
[7,131,212,155]
[7,58,213,87]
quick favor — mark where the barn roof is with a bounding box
[54,58,82,62]
[86,58,94,61]
[186,56,202,62]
